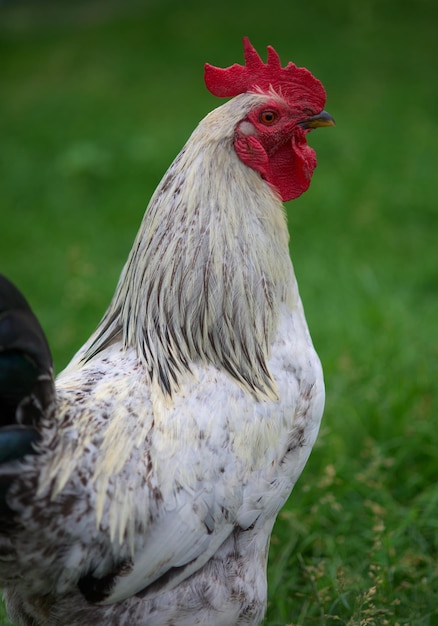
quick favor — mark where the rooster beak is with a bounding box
[298,110,335,129]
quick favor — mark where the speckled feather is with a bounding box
[0,45,327,626]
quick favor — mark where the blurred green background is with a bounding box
[1,0,437,624]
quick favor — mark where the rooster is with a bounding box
[0,38,333,626]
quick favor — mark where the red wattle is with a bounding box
[266,135,317,202]
[234,131,317,203]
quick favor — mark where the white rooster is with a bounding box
[0,38,333,625]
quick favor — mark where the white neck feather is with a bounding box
[85,95,296,399]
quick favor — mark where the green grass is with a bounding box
[1,0,437,624]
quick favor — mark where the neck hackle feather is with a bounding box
[84,94,296,401]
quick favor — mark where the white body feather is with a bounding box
[2,92,324,626]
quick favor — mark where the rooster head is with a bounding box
[204,37,334,201]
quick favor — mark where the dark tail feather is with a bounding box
[0,275,55,509]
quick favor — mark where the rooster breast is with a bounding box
[4,298,323,626]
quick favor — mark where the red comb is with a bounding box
[204,37,326,109]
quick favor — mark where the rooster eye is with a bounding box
[259,110,278,125]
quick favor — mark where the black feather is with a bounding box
[0,275,55,512]
[0,275,54,428]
